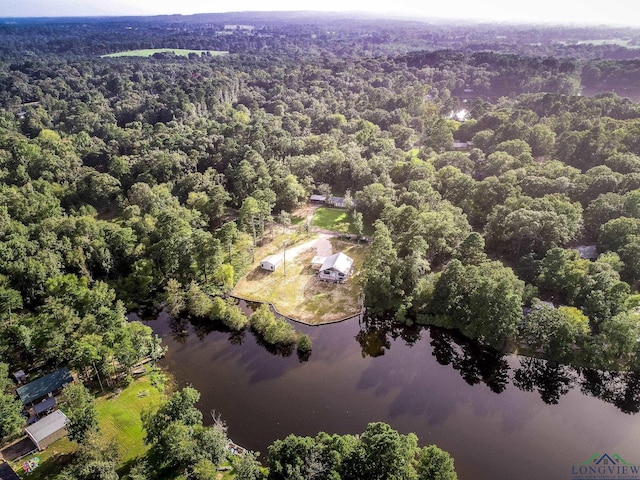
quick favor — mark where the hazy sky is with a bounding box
[2,0,639,27]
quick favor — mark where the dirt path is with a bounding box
[285,233,333,259]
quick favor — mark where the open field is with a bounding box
[311,206,373,236]
[101,49,229,58]
[233,233,367,324]
[96,376,164,463]
[312,207,355,232]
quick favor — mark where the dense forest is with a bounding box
[4,11,640,479]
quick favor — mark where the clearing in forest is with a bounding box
[11,375,164,480]
[232,233,367,325]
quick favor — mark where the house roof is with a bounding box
[311,255,326,265]
[574,245,598,260]
[261,253,284,266]
[329,196,346,207]
[25,410,68,444]
[33,397,56,416]
[0,462,20,480]
[309,194,326,202]
[17,367,73,405]
[320,252,354,274]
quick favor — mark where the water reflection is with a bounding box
[355,311,421,358]
[513,357,576,405]
[352,312,640,413]
[154,307,640,416]
[580,369,640,414]
[428,327,510,394]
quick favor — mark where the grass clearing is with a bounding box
[12,375,164,479]
[311,206,374,236]
[101,49,228,58]
[95,375,164,463]
[233,233,367,324]
[312,207,355,233]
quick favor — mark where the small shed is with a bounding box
[0,461,20,480]
[318,252,354,283]
[310,194,326,203]
[17,367,73,405]
[25,410,68,451]
[12,370,27,385]
[260,253,284,272]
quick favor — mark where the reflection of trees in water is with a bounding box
[358,313,640,413]
[513,358,640,413]
[356,311,421,358]
[168,316,190,343]
[166,300,300,358]
[513,357,576,405]
[580,369,640,414]
[429,327,510,394]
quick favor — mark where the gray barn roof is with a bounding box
[17,367,73,405]
[320,252,353,274]
[25,410,68,447]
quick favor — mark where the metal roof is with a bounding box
[17,367,73,405]
[311,255,326,265]
[25,410,68,444]
[261,253,284,266]
[33,397,56,416]
[320,252,354,275]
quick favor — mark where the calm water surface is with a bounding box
[143,310,640,480]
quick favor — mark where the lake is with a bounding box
[141,309,640,480]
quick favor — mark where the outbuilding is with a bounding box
[309,194,326,203]
[260,253,284,272]
[318,252,354,283]
[25,410,68,451]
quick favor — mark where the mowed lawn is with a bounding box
[96,376,164,462]
[312,207,356,232]
[12,376,164,479]
[312,206,373,235]
[101,49,228,57]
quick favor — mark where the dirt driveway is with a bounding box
[285,233,333,259]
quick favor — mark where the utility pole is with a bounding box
[283,242,287,277]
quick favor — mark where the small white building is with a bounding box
[318,252,354,283]
[309,194,327,203]
[260,253,284,272]
[25,410,68,451]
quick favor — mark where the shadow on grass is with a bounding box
[244,268,273,281]
[16,452,75,480]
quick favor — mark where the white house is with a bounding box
[318,252,354,283]
[260,253,284,272]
